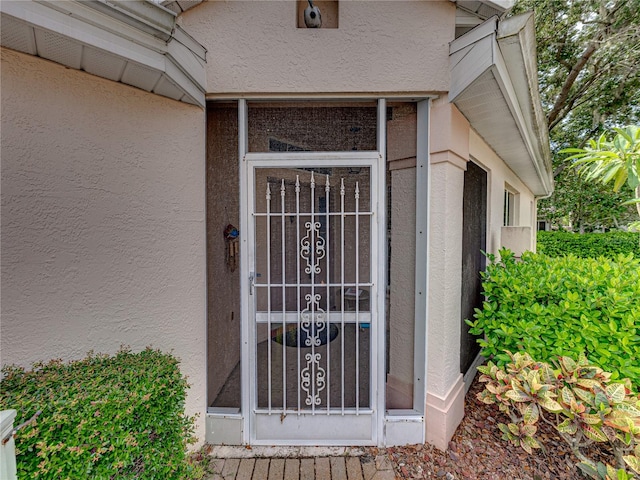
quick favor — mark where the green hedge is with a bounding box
[0,348,201,480]
[537,230,640,258]
[466,250,640,389]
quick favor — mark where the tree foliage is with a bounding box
[509,0,640,230]
[564,125,640,223]
[537,171,635,231]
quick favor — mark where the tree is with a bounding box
[509,0,640,229]
[562,125,640,225]
[538,171,636,232]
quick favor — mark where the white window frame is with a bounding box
[503,184,519,227]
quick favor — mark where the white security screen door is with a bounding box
[246,153,382,445]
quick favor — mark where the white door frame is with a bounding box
[238,100,388,445]
[246,153,381,445]
[206,98,432,447]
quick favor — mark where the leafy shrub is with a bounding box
[0,348,202,479]
[537,231,640,258]
[466,249,640,389]
[478,352,640,479]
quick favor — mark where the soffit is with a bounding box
[0,0,206,107]
[166,0,511,18]
[449,13,553,196]
[161,1,204,15]
[454,0,514,21]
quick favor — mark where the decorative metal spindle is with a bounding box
[340,177,345,414]
[281,179,286,411]
[252,164,375,425]
[310,172,316,414]
[325,174,331,413]
[266,181,272,414]
[295,175,301,414]
[355,180,360,415]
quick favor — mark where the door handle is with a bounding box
[249,272,255,296]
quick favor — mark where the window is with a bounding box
[248,102,377,152]
[503,186,517,226]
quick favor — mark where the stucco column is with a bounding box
[425,99,469,450]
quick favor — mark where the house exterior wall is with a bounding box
[426,100,538,450]
[179,0,526,448]
[0,48,207,442]
[0,0,546,451]
[180,0,454,95]
[469,129,537,254]
[426,101,468,449]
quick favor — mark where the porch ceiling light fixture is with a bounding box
[304,0,322,28]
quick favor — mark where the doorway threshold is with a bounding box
[208,445,368,458]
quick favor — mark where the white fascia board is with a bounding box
[498,12,553,191]
[451,15,498,53]
[449,18,497,101]
[164,57,205,106]
[3,1,167,68]
[450,15,553,195]
[33,1,170,52]
[492,45,550,193]
[2,0,206,107]
[482,0,514,11]
[80,0,176,40]
[167,34,206,85]
[174,25,206,62]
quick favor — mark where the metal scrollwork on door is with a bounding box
[300,221,325,274]
[257,168,375,414]
[300,293,326,347]
[301,352,326,406]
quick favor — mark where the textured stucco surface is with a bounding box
[426,95,537,446]
[501,226,534,256]
[426,100,469,400]
[425,103,539,449]
[469,129,536,254]
[426,104,537,396]
[1,48,207,442]
[427,160,465,398]
[181,1,453,94]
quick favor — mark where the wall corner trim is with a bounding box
[430,150,468,171]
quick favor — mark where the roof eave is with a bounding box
[161,1,204,16]
[0,0,207,107]
[497,13,553,192]
[453,0,515,20]
[449,13,553,196]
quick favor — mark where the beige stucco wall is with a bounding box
[180,1,454,95]
[469,129,537,254]
[426,100,538,449]
[427,100,468,400]
[0,48,207,442]
[427,160,465,396]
